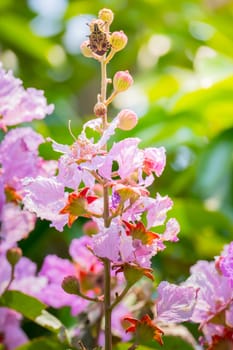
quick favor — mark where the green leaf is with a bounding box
[162,335,195,350]
[15,337,68,350]
[113,343,155,350]
[0,291,66,336]
[0,290,46,319]
[0,14,54,63]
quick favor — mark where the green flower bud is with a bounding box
[62,275,80,295]
[6,247,22,267]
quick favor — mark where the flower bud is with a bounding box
[62,275,80,295]
[83,220,99,236]
[6,247,22,267]
[94,102,107,117]
[98,8,114,25]
[110,31,128,52]
[117,109,138,130]
[80,40,94,58]
[113,70,133,92]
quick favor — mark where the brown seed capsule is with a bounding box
[94,102,107,117]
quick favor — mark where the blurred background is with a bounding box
[1,0,233,283]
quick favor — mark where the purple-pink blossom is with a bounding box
[216,242,233,287]
[154,281,197,323]
[39,236,103,315]
[0,203,35,253]
[0,64,53,130]
[184,260,232,325]
[0,307,28,350]
[23,176,68,231]
[0,127,56,191]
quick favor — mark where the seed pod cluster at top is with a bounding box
[81,8,128,59]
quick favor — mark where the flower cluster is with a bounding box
[0,63,55,350]
[158,242,233,349]
[0,64,53,131]
[2,7,232,350]
[16,9,182,348]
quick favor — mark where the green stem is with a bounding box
[3,265,15,293]
[110,285,131,311]
[105,90,118,106]
[100,56,112,350]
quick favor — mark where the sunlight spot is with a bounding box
[47,45,66,66]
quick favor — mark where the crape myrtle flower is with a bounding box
[0,203,35,253]
[38,236,103,316]
[0,307,28,350]
[0,127,56,192]
[0,63,53,131]
[215,241,233,287]
[154,281,197,324]
[0,251,47,296]
[183,257,233,349]
[0,127,57,250]
[22,116,173,241]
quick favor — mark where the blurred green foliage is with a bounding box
[1,0,233,282]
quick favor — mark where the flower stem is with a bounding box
[3,265,15,293]
[100,56,112,350]
[110,285,131,311]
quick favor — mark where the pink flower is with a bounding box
[154,281,197,323]
[99,138,143,180]
[216,242,233,287]
[39,254,86,314]
[0,127,56,191]
[39,236,104,315]
[0,308,28,350]
[143,147,166,177]
[0,203,35,253]
[92,224,120,262]
[23,176,68,231]
[0,252,47,297]
[146,193,173,228]
[162,218,180,243]
[0,64,53,130]
[184,260,232,325]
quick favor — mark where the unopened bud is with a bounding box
[94,102,107,117]
[62,275,80,295]
[110,31,128,52]
[117,109,138,130]
[6,247,22,267]
[80,40,94,58]
[98,8,114,25]
[83,220,99,236]
[93,183,104,197]
[113,70,133,92]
